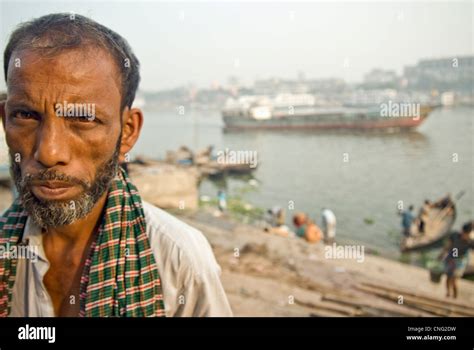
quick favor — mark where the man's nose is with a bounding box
[34,117,71,168]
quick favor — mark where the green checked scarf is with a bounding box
[0,167,166,317]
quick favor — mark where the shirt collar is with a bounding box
[23,216,48,263]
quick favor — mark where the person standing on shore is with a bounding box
[417,200,431,234]
[217,190,227,213]
[266,206,285,227]
[400,205,415,237]
[439,221,473,298]
[321,208,336,244]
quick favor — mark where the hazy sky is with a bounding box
[0,1,472,91]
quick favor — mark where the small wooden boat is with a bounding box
[400,199,456,252]
[166,145,258,178]
[200,161,258,178]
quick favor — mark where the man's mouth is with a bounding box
[30,181,77,201]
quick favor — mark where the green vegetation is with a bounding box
[363,217,374,225]
[200,181,264,223]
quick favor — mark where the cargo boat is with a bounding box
[222,95,436,131]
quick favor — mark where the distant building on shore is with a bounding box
[403,56,474,92]
[254,77,346,95]
[361,69,399,89]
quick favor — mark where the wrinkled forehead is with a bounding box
[6,47,122,106]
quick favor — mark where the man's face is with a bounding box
[3,47,123,227]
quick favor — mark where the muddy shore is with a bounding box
[1,187,473,316]
[177,209,474,316]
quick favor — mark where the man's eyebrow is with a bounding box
[52,99,112,120]
[5,98,36,110]
[6,84,37,104]
[7,97,112,119]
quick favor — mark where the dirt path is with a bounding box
[179,211,474,317]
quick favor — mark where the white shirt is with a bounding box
[322,209,336,225]
[9,201,233,317]
[322,209,336,238]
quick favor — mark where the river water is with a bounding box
[133,106,473,257]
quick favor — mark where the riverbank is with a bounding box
[176,209,474,316]
[1,186,473,316]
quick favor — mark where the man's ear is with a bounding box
[119,107,143,163]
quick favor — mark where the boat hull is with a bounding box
[400,204,456,252]
[223,107,433,131]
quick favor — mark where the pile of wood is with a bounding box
[292,281,474,317]
[355,281,474,317]
[306,281,474,317]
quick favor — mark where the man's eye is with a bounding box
[13,111,36,119]
[68,115,95,123]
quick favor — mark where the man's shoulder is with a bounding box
[141,201,232,317]
[142,200,207,248]
[141,201,219,277]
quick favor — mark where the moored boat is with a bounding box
[222,94,436,131]
[400,197,456,252]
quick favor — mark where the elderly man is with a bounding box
[0,13,232,317]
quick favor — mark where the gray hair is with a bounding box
[3,13,140,110]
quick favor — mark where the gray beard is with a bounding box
[11,147,120,228]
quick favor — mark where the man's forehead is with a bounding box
[7,47,121,101]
